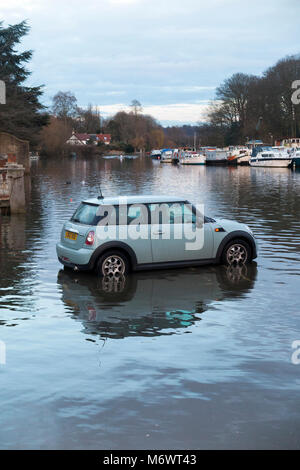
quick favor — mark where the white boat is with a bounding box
[150,149,162,159]
[205,149,228,165]
[290,148,300,167]
[227,147,251,165]
[249,147,292,167]
[103,154,133,160]
[160,149,173,163]
[237,152,251,165]
[181,152,206,165]
[171,149,180,164]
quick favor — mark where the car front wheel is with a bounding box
[221,239,251,266]
[97,250,130,277]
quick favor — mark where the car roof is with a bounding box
[82,195,187,205]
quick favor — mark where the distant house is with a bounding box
[66,132,90,145]
[66,131,111,146]
[96,134,111,145]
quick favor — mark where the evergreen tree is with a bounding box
[0,20,48,146]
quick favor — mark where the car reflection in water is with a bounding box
[57,264,257,340]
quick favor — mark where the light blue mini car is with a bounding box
[56,195,257,276]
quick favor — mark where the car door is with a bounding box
[149,202,214,263]
[118,203,153,265]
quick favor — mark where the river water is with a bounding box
[0,156,300,449]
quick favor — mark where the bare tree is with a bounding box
[130,99,143,116]
[76,104,101,133]
[52,91,78,120]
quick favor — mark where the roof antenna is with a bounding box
[97,181,104,200]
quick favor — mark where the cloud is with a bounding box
[1,0,300,123]
[0,0,40,13]
[94,91,126,96]
[99,102,211,125]
[109,0,141,4]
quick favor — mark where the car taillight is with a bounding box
[85,230,95,246]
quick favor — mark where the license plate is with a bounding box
[65,230,78,241]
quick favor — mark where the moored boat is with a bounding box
[237,152,251,165]
[160,149,173,163]
[171,148,180,164]
[150,149,162,160]
[180,152,206,165]
[291,149,300,167]
[227,147,251,165]
[249,147,291,167]
[204,148,228,165]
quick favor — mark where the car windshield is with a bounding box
[71,203,100,225]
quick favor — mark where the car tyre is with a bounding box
[221,239,251,266]
[97,250,130,277]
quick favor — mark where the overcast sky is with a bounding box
[0,0,299,125]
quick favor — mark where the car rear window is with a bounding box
[71,203,100,225]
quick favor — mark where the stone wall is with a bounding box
[0,132,29,174]
[0,164,26,214]
[0,169,9,202]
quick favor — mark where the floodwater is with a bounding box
[0,156,300,449]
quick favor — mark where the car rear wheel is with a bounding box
[221,239,251,266]
[97,250,130,277]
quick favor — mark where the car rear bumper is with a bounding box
[56,242,93,270]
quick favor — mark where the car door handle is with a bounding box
[153,230,164,235]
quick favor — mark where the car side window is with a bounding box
[127,204,149,225]
[148,203,174,225]
[148,202,196,225]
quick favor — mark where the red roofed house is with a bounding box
[96,134,111,145]
[66,132,111,146]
